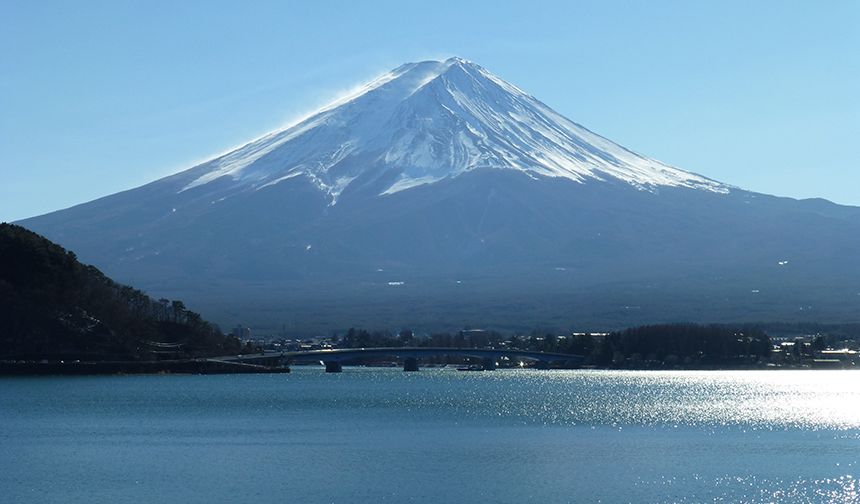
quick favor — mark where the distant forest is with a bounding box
[0,223,242,360]
[333,323,774,368]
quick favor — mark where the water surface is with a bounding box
[2,369,858,503]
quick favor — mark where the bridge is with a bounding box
[278,347,585,372]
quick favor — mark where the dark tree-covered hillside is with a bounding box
[0,223,241,360]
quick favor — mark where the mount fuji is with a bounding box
[18,58,860,333]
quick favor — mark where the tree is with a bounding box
[170,300,186,323]
[0,223,238,360]
[399,329,414,345]
[812,335,827,353]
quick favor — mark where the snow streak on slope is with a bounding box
[180,57,729,200]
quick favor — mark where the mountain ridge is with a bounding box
[16,58,860,333]
[171,57,729,205]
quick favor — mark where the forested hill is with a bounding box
[0,223,241,360]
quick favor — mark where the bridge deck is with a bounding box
[281,347,584,364]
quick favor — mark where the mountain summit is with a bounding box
[179,57,727,203]
[19,58,860,333]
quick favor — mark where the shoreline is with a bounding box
[0,359,290,376]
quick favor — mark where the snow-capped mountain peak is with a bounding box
[179,57,729,200]
[20,59,860,334]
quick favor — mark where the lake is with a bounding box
[2,369,858,503]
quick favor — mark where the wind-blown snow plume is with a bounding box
[179,57,728,201]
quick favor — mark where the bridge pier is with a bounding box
[403,357,419,372]
[324,361,343,373]
[481,357,496,371]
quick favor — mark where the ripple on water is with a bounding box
[638,473,860,504]
[330,369,860,430]
[1,369,858,504]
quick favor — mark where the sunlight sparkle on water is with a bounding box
[408,369,860,430]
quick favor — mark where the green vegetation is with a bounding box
[0,223,242,361]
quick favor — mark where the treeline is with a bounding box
[340,328,506,349]
[335,323,773,368]
[593,324,771,367]
[338,327,594,352]
[0,223,242,360]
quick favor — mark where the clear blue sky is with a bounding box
[2,0,858,221]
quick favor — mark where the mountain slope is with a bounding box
[0,224,241,359]
[141,57,728,205]
[17,58,860,333]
